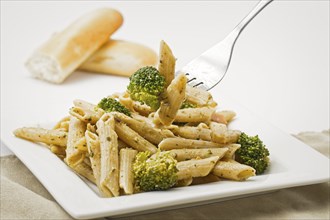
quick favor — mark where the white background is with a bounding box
[1,1,329,155]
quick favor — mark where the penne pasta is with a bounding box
[110,92,135,113]
[112,112,173,145]
[150,147,227,161]
[174,107,215,123]
[109,92,152,116]
[132,101,153,116]
[222,144,241,159]
[191,173,220,185]
[170,123,212,141]
[70,99,105,124]
[155,73,187,126]
[176,156,220,180]
[212,159,256,181]
[118,139,131,150]
[211,110,236,124]
[72,161,96,184]
[185,86,217,107]
[13,127,67,147]
[83,157,92,168]
[53,116,70,131]
[114,121,157,154]
[119,148,138,195]
[158,40,175,88]
[50,144,66,156]
[210,122,241,144]
[175,177,193,187]
[96,113,120,197]
[85,130,102,191]
[158,137,226,150]
[74,137,88,152]
[65,116,86,168]
[165,148,228,162]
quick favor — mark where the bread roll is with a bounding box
[79,39,158,77]
[26,8,123,83]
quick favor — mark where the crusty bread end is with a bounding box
[26,8,123,83]
[80,39,158,77]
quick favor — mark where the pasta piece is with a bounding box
[158,137,226,150]
[65,116,86,167]
[113,112,164,144]
[49,144,66,156]
[114,121,157,154]
[96,113,120,197]
[74,137,88,152]
[85,130,106,195]
[155,73,187,126]
[176,156,220,180]
[118,139,131,150]
[86,123,97,133]
[53,116,70,131]
[133,113,175,138]
[158,40,175,88]
[110,92,135,113]
[166,148,228,161]
[212,159,256,181]
[174,107,215,123]
[83,157,91,167]
[175,177,193,187]
[210,122,241,144]
[70,99,105,124]
[185,86,217,107]
[111,92,153,116]
[112,112,173,145]
[170,123,211,141]
[211,110,236,124]
[223,144,241,159]
[72,161,96,184]
[14,127,67,147]
[191,173,220,185]
[119,148,138,195]
[133,101,153,116]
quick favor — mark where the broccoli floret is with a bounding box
[127,66,165,111]
[180,100,197,109]
[97,97,131,116]
[133,151,178,192]
[236,132,270,175]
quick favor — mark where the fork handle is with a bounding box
[225,0,273,44]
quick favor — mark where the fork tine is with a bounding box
[187,77,196,83]
[192,82,204,88]
[178,0,273,91]
[183,72,203,88]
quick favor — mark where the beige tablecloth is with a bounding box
[1,130,329,220]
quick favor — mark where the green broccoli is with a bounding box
[97,97,131,116]
[180,100,197,109]
[127,66,165,111]
[133,151,178,192]
[236,132,270,175]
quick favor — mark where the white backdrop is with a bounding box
[1,1,329,154]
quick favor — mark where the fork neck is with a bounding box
[224,0,273,45]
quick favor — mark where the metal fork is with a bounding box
[180,0,273,91]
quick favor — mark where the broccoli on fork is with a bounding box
[127,66,165,111]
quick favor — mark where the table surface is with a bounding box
[1,1,329,156]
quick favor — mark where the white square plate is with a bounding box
[1,97,329,219]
